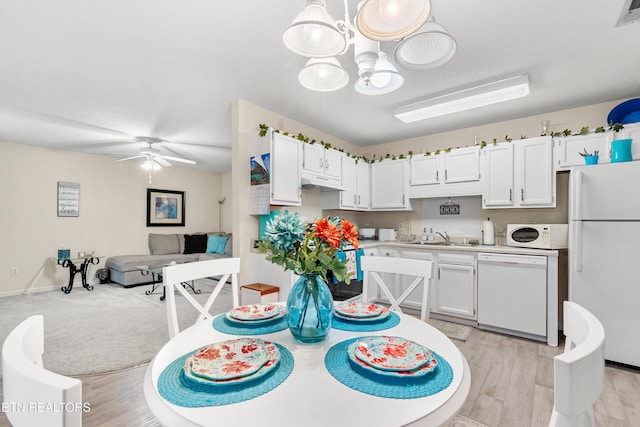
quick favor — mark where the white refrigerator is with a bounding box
[569,161,640,367]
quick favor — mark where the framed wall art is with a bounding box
[146,188,185,226]
[57,181,79,217]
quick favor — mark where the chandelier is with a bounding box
[282,0,456,95]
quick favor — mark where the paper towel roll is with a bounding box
[482,219,495,245]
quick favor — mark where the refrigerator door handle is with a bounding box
[573,221,583,272]
[574,170,583,220]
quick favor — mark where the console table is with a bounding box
[57,255,101,294]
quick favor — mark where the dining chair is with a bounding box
[549,301,605,427]
[360,255,433,321]
[164,257,240,338]
[1,314,82,427]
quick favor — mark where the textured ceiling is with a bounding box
[1,0,639,172]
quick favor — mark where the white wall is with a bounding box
[0,141,227,296]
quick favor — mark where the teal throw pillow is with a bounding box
[206,235,228,254]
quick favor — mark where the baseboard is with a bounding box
[0,279,99,298]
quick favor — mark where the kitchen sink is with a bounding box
[409,241,476,247]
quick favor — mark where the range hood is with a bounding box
[301,174,346,191]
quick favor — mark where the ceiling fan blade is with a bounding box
[159,155,196,165]
[117,155,145,162]
[154,157,173,167]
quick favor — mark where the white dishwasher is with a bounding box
[477,252,548,340]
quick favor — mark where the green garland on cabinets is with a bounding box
[258,122,624,163]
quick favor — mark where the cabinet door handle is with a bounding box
[325,159,329,170]
[445,169,448,180]
[354,195,357,205]
[436,170,439,181]
[319,158,324,168]
[521,188,524,201]
[509,188,513,201]
[358,195,361,205]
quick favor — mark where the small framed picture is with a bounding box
[57,182,79,217]
[146,188,185,226]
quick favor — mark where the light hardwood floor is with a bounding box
[1,327,639,427]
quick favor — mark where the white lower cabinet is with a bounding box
[432,253,477,320]
[396,250,435,312]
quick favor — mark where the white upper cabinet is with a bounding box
[322,155,370,211]
[519,137,555,206]
[482,143,514,207]
[370,158,412,210]
[483,136,555,209]
[410,154,440,186]
[444,146,481,183]
[302,143,342,181]
[554,132,613,170]
[355,160,371,209]
[270,131,302,206]
[408,146,482,199]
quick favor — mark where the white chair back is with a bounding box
[2,315,82,427]
[549,301,605,427]
[360,256,433,321]
[164,257,240,338]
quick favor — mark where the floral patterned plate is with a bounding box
[334,302,383,318]
[229,304,283,321]
[184,341,280,387]
[224,310,286,325]
[333,307,390,323]
[354,336,432,372]
[347,342,437,378]
[189,338,270,381]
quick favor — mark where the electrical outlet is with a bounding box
[10,266,19,276]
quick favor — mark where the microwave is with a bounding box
[506,224,568,249]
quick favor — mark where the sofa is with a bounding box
[105,232,232,287]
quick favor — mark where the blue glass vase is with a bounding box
[286,273,333,343]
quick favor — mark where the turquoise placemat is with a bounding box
[332,311,400,332]
[157,343,294,407]
[212,314,288,335]
[324,337,453,399]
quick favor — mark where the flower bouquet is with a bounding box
[258,210,359,343]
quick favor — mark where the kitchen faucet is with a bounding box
[436,231,450,243]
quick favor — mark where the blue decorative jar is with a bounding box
[286,273,333,343]
[611,139,632,163]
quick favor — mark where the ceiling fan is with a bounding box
[117,136,197,170]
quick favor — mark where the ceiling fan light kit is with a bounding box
[117,135,197,181]
[299,57,350,91]
[283,0,456,96]
[394,74,531,123]
[356,0,432,41]
[393,19,457,70]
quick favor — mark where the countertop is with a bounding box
[358,240,561,257]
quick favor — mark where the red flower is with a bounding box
[341,220,360,248]
[313,218,342,249]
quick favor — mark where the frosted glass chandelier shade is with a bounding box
[356,0,432,41]
[393,20,456,70]
[299,57,350,92]
[355,52,404,95]
[283,0,346,58]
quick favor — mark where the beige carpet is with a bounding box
[0,279,233,378]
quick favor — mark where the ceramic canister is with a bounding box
[611,139,632,163]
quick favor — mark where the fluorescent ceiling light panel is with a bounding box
[394,75,530,123]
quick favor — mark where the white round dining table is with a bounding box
[144,309,471,427]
